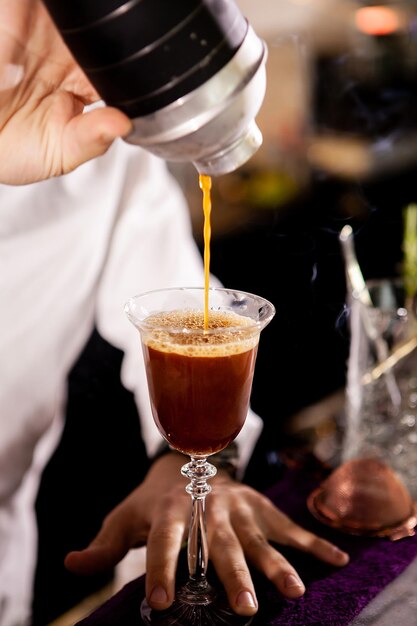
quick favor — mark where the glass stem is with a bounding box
[181,457,217,590]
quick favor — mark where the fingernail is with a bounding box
[333,547,349,563]
[236,590,257,608]
[285,573,304,590]
[149,585,168,604]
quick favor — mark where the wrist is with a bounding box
[209,442,239,479]
[152,442,239,480]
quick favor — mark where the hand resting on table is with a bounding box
[65,452,349,618]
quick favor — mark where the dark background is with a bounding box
[205,166,409,489]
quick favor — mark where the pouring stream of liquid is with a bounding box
[199,174,212,331]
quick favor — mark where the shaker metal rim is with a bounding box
[126,26,266,144]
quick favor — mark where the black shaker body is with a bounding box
[43,0,246,116]
[42,0,267,174]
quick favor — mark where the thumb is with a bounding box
[65,506,141,576]
[65,544,123,576]
[62,106,133,173]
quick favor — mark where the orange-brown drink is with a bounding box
[141,309,258,456]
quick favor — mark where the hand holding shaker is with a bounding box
[42,0,267,175]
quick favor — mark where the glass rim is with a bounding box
[124,286,275,335]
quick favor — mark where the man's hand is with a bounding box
[65,453,349,618]
[0,0,131,185]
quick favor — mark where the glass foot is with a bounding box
[141,585,253,626]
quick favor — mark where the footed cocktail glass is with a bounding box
[125,287,275,626]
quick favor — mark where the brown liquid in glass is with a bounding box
[142,310,258,456]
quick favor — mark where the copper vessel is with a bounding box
[307,458,417,540]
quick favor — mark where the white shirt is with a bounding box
[0,140,262,625]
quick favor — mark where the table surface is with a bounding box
[65,469,417,625]
[50,549,417,626]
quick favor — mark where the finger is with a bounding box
[280,527,350,567]
[65,544,126,576]
[230,501,305,598]
[208,516,258,617]
[62,106,132,173]
[146,508,188,610]
[247,496,349,568]
[65,504,139,576]
[239,529,306,599]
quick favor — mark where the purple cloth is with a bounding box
[76,469,417,625]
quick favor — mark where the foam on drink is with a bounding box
[143,310,258,355]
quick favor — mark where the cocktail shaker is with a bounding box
[42,0,267,176]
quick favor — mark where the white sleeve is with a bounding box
[95,144,262,472]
